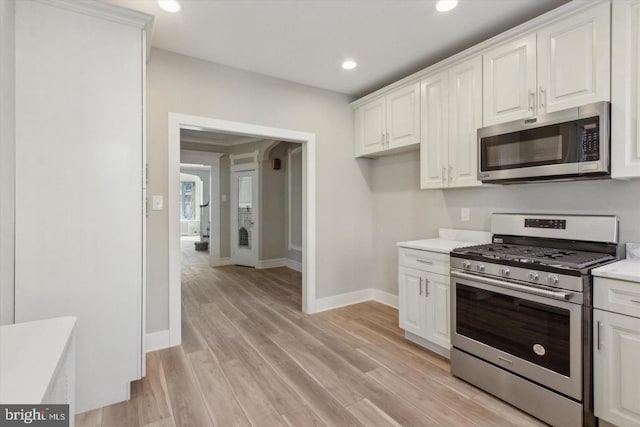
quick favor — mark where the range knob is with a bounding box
[548,274,559,286]
[462,261,471,270]
[528,271,539,281]
[476,264,485,272]
[500,267,510,277]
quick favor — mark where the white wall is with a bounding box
[0,0,15,325]
[371,150,640,295]
[146,48,373,332]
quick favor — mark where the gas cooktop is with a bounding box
[452,243,615,270]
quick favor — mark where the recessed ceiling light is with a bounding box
[342,60,357,70]
[158,0,182,13]
[436,0,458,12]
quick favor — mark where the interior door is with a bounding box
[231,169,258,267]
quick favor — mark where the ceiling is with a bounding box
[106,0,569,97]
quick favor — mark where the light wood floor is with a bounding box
[76,242,545,427]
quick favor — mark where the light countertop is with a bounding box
[397,228,491,254]
[0,316,76,404]
[592,259,640,283]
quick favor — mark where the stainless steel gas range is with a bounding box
[449,214,619,427]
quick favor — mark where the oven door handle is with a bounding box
[450,271,573,301]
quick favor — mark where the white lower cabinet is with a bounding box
[398,248,451,357]
[594,310,640,427]
[594,273,640,427]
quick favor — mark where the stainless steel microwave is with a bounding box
[477,102,610,183]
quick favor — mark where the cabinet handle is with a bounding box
[381,132,385,147]
[597,320,601,350]
[419,277,423,295]
[425,278,430,297]
[498,356,513,364]
[386,132,390,145]
[448,165,453,181]
[528,90,535,113]
[442,166,446,182]
[630,299,640,304]
[539,86,545,110]
[416,259,433,265]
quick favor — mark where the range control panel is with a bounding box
[524,218,567,230]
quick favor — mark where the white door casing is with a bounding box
[168,113,317,347]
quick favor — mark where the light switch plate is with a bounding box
[152,195,163,211]
[461,208,470,222]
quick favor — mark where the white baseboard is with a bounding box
[210,257,231,267]
[145,329,171,353]
[314,288,398,313]
[255,258,287,269]
[371,288,398,308]
[285,258,302,272]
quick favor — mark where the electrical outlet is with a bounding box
[461,208,470,222]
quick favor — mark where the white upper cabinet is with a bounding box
[611,0,640,179]
[354,97,386,156]
[483,34,537,126]
[448,57,483,188]
[537,2,610,113]
[483,2,610,126]
[420,70,448,189]
[354,83,420,157]
[387,83,421,149]
[421,57,483,189]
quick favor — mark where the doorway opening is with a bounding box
[168,113,316,346]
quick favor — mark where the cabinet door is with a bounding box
[387,83,420,149]
[537,2,610,114]
[483,33,537,126]
[425,273,450,349]
[448,57,483,188]
[354,97,386,156]
[594,310,640,427]
[420,71,448,189]
[612,0,640,179]
[398,267,427,338]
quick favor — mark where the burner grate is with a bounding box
[458,243,614,269]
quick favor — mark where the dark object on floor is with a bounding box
[194,241,208,251]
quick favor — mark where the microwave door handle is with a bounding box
[450,270,572,301]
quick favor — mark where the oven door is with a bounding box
[451,270,583,400]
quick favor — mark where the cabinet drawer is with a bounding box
[594,277,640,318]
[398,248,449,274]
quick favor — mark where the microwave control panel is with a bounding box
[581,122,600,161]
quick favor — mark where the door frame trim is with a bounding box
[167,113,317,346]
